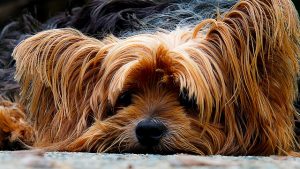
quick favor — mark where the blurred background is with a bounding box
[0,0,299,29]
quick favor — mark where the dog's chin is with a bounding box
[115,145,194,155]
[96,127,220,155]
[102,137,198,155]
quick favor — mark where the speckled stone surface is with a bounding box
[0,151,300,169]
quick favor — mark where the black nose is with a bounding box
[135,119,167,147]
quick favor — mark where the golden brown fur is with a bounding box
[0,100,33,149]
[3,0,300,155]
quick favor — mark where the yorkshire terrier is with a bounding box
[1,0,300,156]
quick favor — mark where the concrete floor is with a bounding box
[0,151,299,169]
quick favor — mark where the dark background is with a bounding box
[0,0,87,27]
[294,0,300,14]
[0,0,299,28]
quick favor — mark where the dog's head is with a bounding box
[84,30,226,154]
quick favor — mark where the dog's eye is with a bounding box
[116,90,133,107]
[105,91,133,118]
[106,108,115,117]
[104,104,115,117]
[179,90,198,110]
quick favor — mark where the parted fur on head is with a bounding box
[13,0,300,155]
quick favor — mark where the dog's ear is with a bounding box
[12,28,116,148]
[193,0,300,154]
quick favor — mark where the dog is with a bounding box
[1,0,300,155]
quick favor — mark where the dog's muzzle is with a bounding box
[135,119,167,147]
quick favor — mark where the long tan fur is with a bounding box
[0,100,33,149]
[10,0,300,155]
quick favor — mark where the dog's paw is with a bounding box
[0,100,34,150]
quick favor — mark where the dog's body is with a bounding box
[0,0,300,155]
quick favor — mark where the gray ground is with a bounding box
[0,151,299,169]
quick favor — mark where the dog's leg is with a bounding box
[0,100,34,150]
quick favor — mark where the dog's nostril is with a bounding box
[135,119,167,147]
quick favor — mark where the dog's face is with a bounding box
[74,31,225,154]
[102,72,205,154]
[105,79,198,154]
